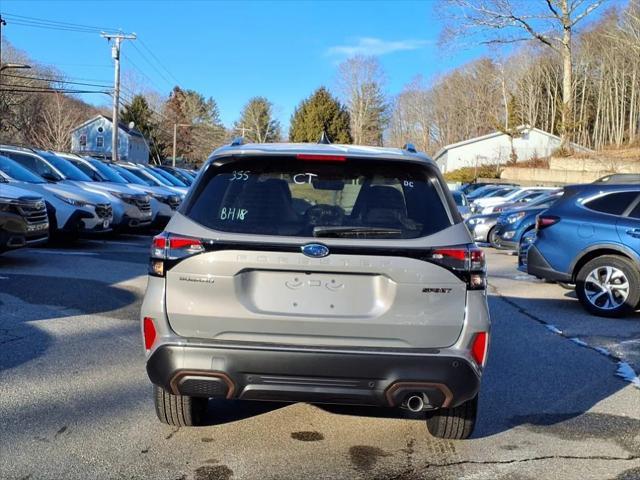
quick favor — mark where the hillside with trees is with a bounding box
[1,1,639,165]
[388,1,640,156]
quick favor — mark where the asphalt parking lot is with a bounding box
[1,238,639,480]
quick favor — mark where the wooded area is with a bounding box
[388,1,640,156]
[0,1,638,163]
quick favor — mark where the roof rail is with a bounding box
[402,143,417,153]
[230,137,245,147]
[318,131,332,144]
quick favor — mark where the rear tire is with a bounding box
[426,395,477,440]
[153,385,208,426]
[575,255,640,318]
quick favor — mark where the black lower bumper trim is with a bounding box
[146,344,481,408]
[527,245,572,282]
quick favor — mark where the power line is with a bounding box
[138,38,181,85]
[129,43,175,88]
[0,86,109,95]
[0,12,117,33]
[2,73,113,89]
[121,52,166,92]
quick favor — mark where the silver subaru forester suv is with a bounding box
[141,141,490,440]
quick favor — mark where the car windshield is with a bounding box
[526,192,562,207]
[152,167,188,187]
[0,155,46,183]
[483,187,513,198]
[140,167,174,186]
[452,191,467,206]
[38,151,93,182]
[185,157,452,239]
[125,167,165,187]
[88,159,128,184]
[467,186,500,199]
[112,165,149,186]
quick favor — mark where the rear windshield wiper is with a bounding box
[313,226,403,238]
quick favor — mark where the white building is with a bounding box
[433,126,589,173]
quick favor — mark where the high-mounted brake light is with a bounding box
[150,232,204,277]
[296,154,346,162]
[471,332,489,367]
[536,215,560,230]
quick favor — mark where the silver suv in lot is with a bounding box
[141,142,491,440]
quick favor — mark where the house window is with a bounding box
[96,135,104,148]
[79,134,87,147]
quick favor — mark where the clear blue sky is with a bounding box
[1,0,488,129]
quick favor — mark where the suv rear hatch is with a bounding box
[154,154,482,350]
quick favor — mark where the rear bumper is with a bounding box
[527,245,572,282]
[146,343,481,409]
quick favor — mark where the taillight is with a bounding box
[296,154,346,162]
[150,232,204,277]
[143,317,157,350]
[471,332,489,366]
[428,246,486,290]
[536,215,560,230]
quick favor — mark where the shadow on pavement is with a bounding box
[0,273,139,372]
[474,294,633,439]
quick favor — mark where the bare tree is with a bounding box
[35,93,86,151]
[441,0,606,150]
[336,55,388,146]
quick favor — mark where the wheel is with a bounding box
[575,255,640,318]
[487,227,498,246]
[426,395,477,440]
[153,385,208,426]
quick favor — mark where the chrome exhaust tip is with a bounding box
[405,394,425,412]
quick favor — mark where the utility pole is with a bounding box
[101,32,136,163]
[0,15,6,71]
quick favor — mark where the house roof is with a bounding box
[433,126,591,162]
[71,114,145,138]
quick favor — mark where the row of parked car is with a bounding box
[456,176,640,318]
[0,145,197,254]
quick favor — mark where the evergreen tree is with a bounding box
[289,87,351,143]
[120,95,154,137]
[234,97,281,142]
[121,94,157,162]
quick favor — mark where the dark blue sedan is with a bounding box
[527,183,640,317]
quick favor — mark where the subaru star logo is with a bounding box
[301,243,330,258]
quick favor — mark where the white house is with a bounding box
[433,126,589,173]
[70,115,150,164]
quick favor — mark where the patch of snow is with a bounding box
[545,324,562,335]
[616,362,640,389]
[569,337,588,347]
[594,346,612,357]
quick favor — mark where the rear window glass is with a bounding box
[186,157,452,239]
[585,191,639,216]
